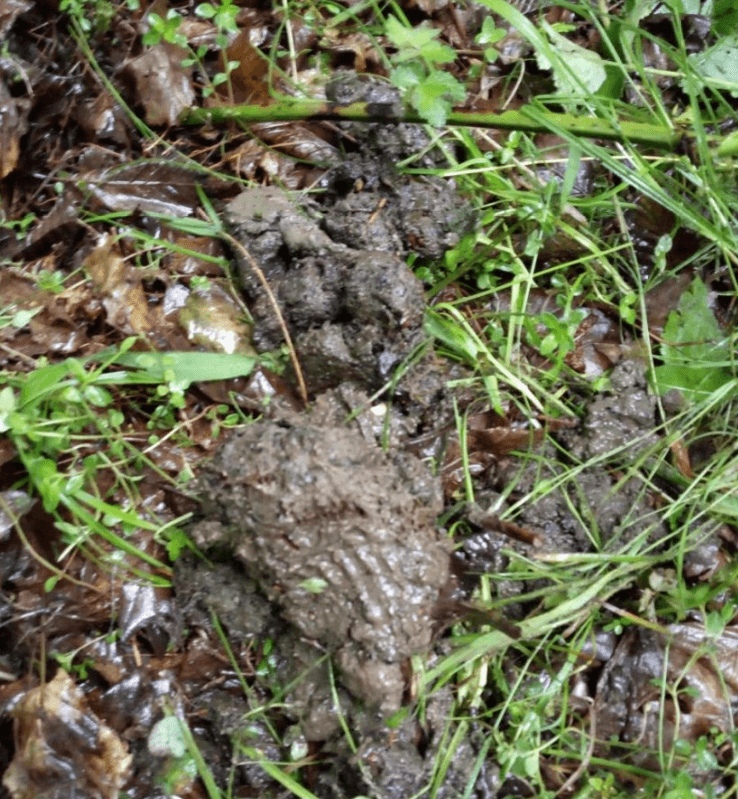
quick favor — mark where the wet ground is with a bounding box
[1,4,736,799]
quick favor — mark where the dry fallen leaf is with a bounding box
[84,233,151,334]
[123,42,195,126]
[0,80,29,179]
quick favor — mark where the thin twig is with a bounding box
[220,230,309,407]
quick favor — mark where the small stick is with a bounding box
[180,100,684,151]
[478,514,544,548]
[220,230,309,408]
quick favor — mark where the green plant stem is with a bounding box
[180,100,684,150]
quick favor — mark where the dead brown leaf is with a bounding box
[123,42,195,126]
[223,30,270,105]
[596,623,738,773]
[84,234,151,334]
[74,93,130,145]
[81,162,202,217]
[0,80,28,179]
[3,670,132,799]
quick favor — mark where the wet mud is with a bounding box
[459,358,665,590]
[171,112,717,795]
[0,4,733,796]
[223,81,474,394]
[190,412,451,725]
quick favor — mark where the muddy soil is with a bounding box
[190,408,451,723]
[172,109,682,795]
[223,80,474,395]
[178,354,677,797]
[0,5,732,796]
[458,358,666,603]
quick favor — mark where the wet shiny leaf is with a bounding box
[108,349,257,386]
[81,162,202,217]
[3,670,132,799]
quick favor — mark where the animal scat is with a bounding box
[191,417,451,715]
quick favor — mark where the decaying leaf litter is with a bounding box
[1,0,738,796]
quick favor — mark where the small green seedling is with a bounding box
[475,17,506,63]
[385,14,466,127]
[651,276,736,404]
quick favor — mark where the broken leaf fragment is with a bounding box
[3,670,132,799]
[123,42,195,126]
[0,79,29,179]
[178,284,254,355]
[84,234,151,335]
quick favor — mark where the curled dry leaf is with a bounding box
[0,79,29,179]
[84,234,151,335]
[3,669,132,799]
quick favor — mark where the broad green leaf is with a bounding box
[537,24,607,96]
[106,350,256,387]
[713,0,738,35]
[652,277,735,401]
[20,362,73,407]
[687,34,738,96]
[148,716,188,758]
[194,2,216,18]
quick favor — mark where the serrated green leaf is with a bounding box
[417,40,456,65]
[164,528,194,560]
[652,277,735,401]
[687,34,738,96]
[412,72,466,127]
[390,63,423,91]
[385,15,440,55]
[662,277,722,353]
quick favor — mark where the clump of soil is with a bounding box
[190,412,451,724]
[458,358,665,606]
[225,186,429,392]
[223,84,474,394]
